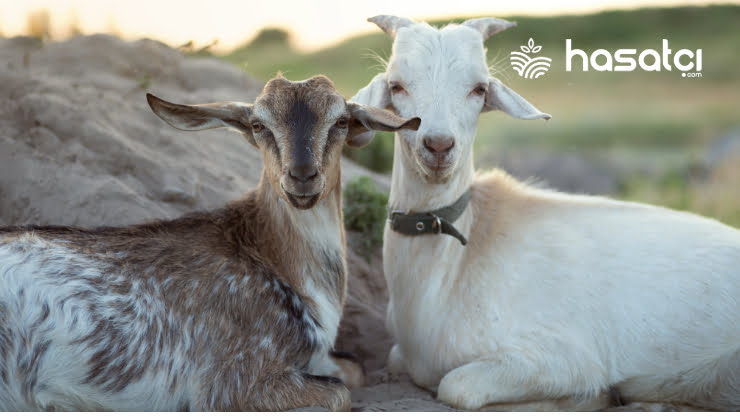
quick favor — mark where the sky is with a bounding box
[0,0,734,52]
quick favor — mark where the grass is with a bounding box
[342,132,395,173]
[618,165,740,228]
[343,176,389,260]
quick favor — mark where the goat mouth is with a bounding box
[418,152,453,173]
[416,158,454,184]
[284,191,321,209]
[425,162,452,171]
[421,159,453,174]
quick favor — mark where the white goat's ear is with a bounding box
[146,93,257,145]
[346,102,420,148]
[351,73,390,109]
[462,17,516,40]
[484,77,551,120]
[368,15,415,39]
[348,73,392,146]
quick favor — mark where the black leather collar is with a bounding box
[388,189,471,246]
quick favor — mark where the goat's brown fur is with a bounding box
[0,75,419,411]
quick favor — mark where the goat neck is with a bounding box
[389,132,475,215]
[251,171,346,304]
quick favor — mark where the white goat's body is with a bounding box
[352,15,740,409]
[384,168,740,409]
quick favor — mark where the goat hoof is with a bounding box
[329,351,366,388]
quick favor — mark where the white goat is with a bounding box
[352,15,740,411]
[0,74,420,411]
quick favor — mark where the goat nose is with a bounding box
[423,135,455,154]
[289,164,318,182]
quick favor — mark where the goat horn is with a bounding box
[368,15,415,39]
[462,17,516,40]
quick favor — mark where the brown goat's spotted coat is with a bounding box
[0,75,421,411]
[0,178,347,410]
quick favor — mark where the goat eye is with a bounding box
[335,117,348,129]
[389,82,406,95]
[251,122,264,133]
[471,85,487,97]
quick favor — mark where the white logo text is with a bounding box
[566,39,702,75]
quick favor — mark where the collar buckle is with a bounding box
[430,213,442,234]
[387,188,471,246]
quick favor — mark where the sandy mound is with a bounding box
[0,34,434,411]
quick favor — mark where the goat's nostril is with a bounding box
[423,136,455,154]
[289,166,318,182]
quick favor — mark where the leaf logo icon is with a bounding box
[510,38,552,79]
[521,38,543,54]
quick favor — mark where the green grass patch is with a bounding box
[616,169,740,229]
[343,176,389,260]
[342,132,395,173]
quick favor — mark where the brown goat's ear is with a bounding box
[146,93,257,146]
[346,102,421,148]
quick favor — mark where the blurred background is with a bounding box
[2,0,739,227]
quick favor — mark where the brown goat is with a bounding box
[0,74,420,411]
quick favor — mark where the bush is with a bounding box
[343,176,389,260]
[342,132,395,173]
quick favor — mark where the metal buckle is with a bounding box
[431,214,442,234]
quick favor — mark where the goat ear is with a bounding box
[462,17,516,40]
[483,77,551,120]
[351,73,390,110]
[346,102,420,148]
[347,73,392,147]
[368,15,415,39]
[146,93,257,146]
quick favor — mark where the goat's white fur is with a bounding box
[353,16,740,410]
